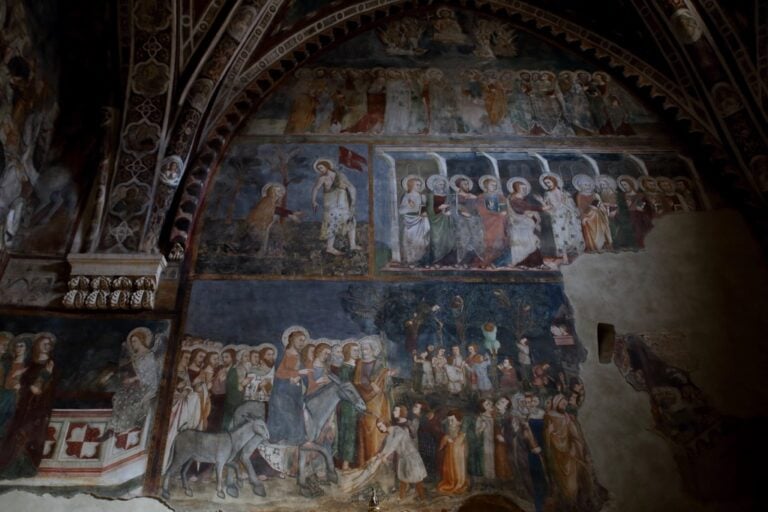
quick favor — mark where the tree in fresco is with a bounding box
[265,146,312,218]
[220,146,313,224]
[220,152,259,225]
[341,285,440,352]
[341,283,574,364]
[218,145,314,255]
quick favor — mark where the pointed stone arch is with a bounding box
[165,0,728,258]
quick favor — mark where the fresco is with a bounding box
[276,0,338,30]
[161,280,606,511]
[0,315,170,486]
[248,9,660,138]
[374,149,704,273]
[613,333,766,501]
[0,0,114,256]
[194,143,369,276]
[0,257,68,307]
[0,0,60,253]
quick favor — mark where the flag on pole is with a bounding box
[338,146,368,172]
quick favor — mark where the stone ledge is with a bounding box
[66,253,167,281]
[62,253,167,310]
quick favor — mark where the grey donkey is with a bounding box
[161,418,269,500]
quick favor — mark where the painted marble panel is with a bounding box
[248,9,660,138]
[194,143,369,276]
[161,280,605,511]
[373,149,706,273]
[0,316,170,486]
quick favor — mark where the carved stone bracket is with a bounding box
[167,242,185,262]
[63,253,167,310]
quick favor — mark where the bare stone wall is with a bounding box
[562,210,768,512]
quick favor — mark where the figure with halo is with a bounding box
[399,174,431,265]
[596,175,619,242]
[0,332,25,438]
[432,7,468,45]
[354,335,396,466]
[477,175,508,265]
[674,176,698,212]
[0,333,57,478]
[573,174,612,252]
[657,176,688,213]
[425,174,455,265]
[246,182,303,257]
[451,174,485,266]
[617,175,653,247]
[505,177,545,268]
[268,326,312,444]
[337,340,361,470]
[311,158,361,256]
[533,173,584,264]
[638,176,664,215]
[100,327,163,442]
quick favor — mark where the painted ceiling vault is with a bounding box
[0,1,767,512]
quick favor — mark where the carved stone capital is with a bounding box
[63,253,167,310]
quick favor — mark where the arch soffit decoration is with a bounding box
[166,0,726,256]
[134,0,283,254]
[754,0,767,113]
[694,0,768,122]
[177,0,230,73]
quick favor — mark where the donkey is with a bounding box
[161,418,269,500]
[233,373,367,497]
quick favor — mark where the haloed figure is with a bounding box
[311,159,361,256]
[399,175,430,265]
[534,174,584,264]
[0,336,26,439]
[246,182,302,257]
[0,333,56,478]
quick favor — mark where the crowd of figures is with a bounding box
[166,337,278,463]
[393,171,700,269]
[0,331,56,478]
[278,66,645,137]
[165,326,605,511]
[0,327,161,479]
[393,327,607,511]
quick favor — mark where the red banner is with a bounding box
[338,146,367,172]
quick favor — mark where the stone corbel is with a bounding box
[168,242,185,262]
[63,253,167,310]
